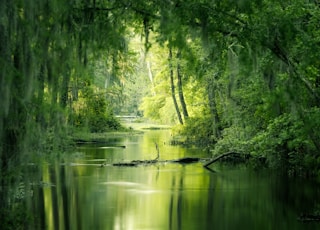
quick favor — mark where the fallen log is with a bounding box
[111,157,204,167]
[112,162,138,167]
[107,151,250,168]
[203,152,242,168]
[132,159,158,164]
[112,158,159,167]
[171,157,200,163]
[112,142,160,167]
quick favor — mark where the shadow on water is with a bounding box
[25,129,320,229]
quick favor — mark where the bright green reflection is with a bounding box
[34,130,319,230]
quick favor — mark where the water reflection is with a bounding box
[29,130,320,229]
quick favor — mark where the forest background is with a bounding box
[1,0,320,226]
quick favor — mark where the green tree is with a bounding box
[169,47,184,124]
[135,0,320,175]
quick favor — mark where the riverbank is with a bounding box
[30,128,320,229]
[69,121,172,144]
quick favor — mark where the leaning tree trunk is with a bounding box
[60,68,71,109]
[48,60,59,126]
[176,50,189,120]
[147,61,156,96]
[207,75,221,139]
[36,63,47,127]
[169,47,183,125]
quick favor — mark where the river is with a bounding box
[28,128,320,229]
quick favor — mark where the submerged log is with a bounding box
[111,157,204,167]
[112,159,158,167]
[108,152,251,168]
[132,159,158,164]
[112,162,138,167]
[108,151,251,168]
[172,157,200,163]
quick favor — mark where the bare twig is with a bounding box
[154,141,160,160]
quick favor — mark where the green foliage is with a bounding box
[71,87,122,133]
[212,126,251,155]
[2,5,320,224]
[140,95,166,121]
[146,0,320,177]
[1,3,320,229]
[249,111,320,176]
[177,116,216,146]
[140,94,178,124]
[0,202,31,230]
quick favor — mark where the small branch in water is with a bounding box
[154,141,160,160]
[111,142,160,167]
[203,166,216,173]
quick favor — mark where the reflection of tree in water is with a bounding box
[169,166,185,230]
[271,175,320,221]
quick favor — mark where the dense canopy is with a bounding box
[1,0,320,227]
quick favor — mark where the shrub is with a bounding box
[249,111,320,176]
[70,89,122,132]
[174,116,216,146]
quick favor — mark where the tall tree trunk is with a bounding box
[36,63,46,127]
[48,61,59,126]
[60,68,71,109]
[2,38,28,170]
[207,76,221,139]
[176,50,189,120]
[147,61,156,96]
[169,48,183,125]
[268,41,320,104]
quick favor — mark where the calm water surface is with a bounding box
[32,129,320,229]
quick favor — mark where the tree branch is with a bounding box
[204,151,242,167]
[267,40,320,102]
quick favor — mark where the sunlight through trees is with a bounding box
[1,0,320,227]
